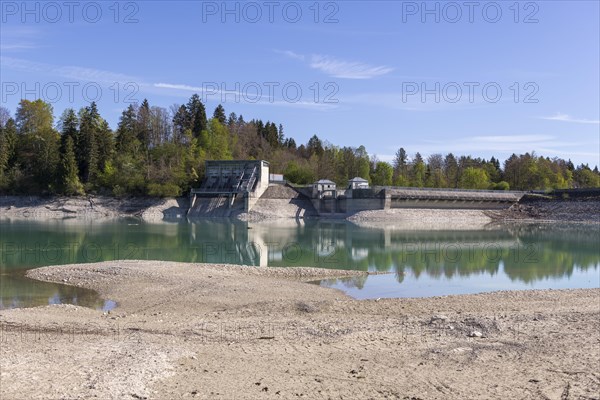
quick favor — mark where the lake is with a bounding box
[1,218,598,309]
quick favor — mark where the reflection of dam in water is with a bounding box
[1,218,598,307]
[185,220,599,284]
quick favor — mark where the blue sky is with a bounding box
[1,0,599,166]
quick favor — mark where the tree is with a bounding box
[426,153,446,188]
[393,147,409,185]
[186,94,207,137]
[15,99,54,135]
[172,104,190,145]
[372,161,393,186]
[58,135,84,195]
[58,109,79,147]
[13,99,60,193]
[459,167,490,189]
[444,153,459,188]
[410,153,426,187]
[213,104,226,125]
[307,135,324,157]
[78,103,101,183]
[0,117,17,182]
[116,104,140,155]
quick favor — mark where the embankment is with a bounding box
[0,196,189,221]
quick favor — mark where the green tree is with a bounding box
[187,94,207,138]
[393,147,409,186]
[372,161,393,186]
[410,153,426,187]
[459,167,490,189]
[0,117,17,184]
[58,135,84,195]
[15,99,54,135]
[213,104,226,125]
[13,99,60,193]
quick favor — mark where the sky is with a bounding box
[1,0,599,166]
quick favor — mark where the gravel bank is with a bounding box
[486,198,600,224]
[348,208,494,230]
[1,260,598,399]
[0,196,188,220]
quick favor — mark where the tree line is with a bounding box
[0,97,598,197]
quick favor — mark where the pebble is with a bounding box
[469,331,483,338]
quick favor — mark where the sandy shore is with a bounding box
[1,261,598,399]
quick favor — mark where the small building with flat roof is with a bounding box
[348,177,369,190]
[312,179,337,199]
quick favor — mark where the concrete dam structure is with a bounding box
[188,160,270,217]
[188,160,525,218]
[308,187,525,216]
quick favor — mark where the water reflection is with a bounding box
[0,217,598,306]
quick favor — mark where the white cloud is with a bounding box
[277,50,305,61]
[1,57,140,84]
[540,113,599,125]
[0,27,41,52]
[281,50,393,79]
[309,55,393,79]
[154,82,337,111]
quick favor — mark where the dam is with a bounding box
[188,160,526,217]
[188,160,270,217]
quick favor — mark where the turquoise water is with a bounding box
[0,218,598,308]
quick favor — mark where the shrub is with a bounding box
[492,181,510,190]
[147,183,182,197]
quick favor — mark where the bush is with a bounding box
[284,161,314,185]
[147,183,182,197]
[112,184,126,198]
[492,181,510,190]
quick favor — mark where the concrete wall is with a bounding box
[390,198,513,210]
[311,197,385,215]
[245,161,270,212]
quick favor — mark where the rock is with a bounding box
[469,331,483,338]
[430,315,448,323]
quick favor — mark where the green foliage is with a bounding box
[213,104,226,125]
[15,99,54,135]
[1,97,598,197]
[459,167,491,189]
[372,161,393,186]
[58,135,84,195]
[284,161,315,184]
[147,182,182,197]
[492,181,510,191]
[410,153,426,187]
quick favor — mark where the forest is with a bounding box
[0,97,598,197]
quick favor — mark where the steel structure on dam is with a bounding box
[384,187,524,209]
[188,160,270,217]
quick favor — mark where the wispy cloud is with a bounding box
[281,51,393,79]
[540,113,599,125]
[1,57,140,84]
[0,44,37,51]
[0,27,42,52]
[276,50,305,61]
[154,82,337,110]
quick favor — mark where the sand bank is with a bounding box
[1,260,598,399]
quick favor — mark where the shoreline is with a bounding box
[1,194,598,223]
[1,260,599,399]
